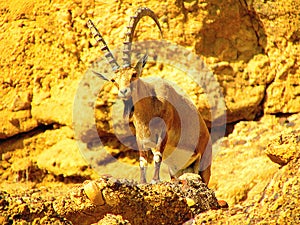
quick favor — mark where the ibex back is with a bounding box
[87,7,212,184]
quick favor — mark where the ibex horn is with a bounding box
[122,7,163,68]
[87,19,120,71]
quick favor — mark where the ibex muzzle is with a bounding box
[114,54,147,100]
[88,7,212,185]
[118,87,131,99]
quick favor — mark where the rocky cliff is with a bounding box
[0,0,299,224]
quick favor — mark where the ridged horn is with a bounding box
[87,19,120,71]
[122,7,163,68]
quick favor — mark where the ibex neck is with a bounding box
[132,78,156,102]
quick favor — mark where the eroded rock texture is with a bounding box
[1,0,299,139]
[1,174,220,225]
[0,0,299,224]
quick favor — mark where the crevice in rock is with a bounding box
[0,123,67,156]
[0,123,62,145]
[239,0,266,54]
[257,83,272,118]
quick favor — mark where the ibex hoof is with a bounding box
[150,179,161,184]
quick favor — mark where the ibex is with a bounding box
[87,7,212,184]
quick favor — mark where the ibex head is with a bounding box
[87,7,162,102]
[110,54,148,100]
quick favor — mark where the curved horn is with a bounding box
[87,19,120,71]
[123,7,163,68]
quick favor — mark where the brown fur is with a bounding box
[88,7,212,184]
[113,69,212,184]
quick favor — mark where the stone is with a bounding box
[265,130,300,165]
[83,180,105,205]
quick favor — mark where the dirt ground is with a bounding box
[0,0,299,224]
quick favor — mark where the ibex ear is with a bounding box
[92,70,110,81]
[135,54,148,75]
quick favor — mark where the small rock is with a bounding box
[2,152,12,161]
[0,216,7,225]
[265,130,299,165]
[11,92,32,112]
[93,214,131,225]
[217,199,229,208]
[83,180,105,205]
[186,197,196,207]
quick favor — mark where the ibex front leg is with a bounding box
[151,139,163,184]
[138,133,165,183]
[150,117,167,183]
[139,145,149,184]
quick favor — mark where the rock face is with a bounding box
[0,0,299,224]
[196,128,300,225]
[208,113,299,207]
[0,0,299,139]
[1,115,299,224]
[255,0,300,114]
